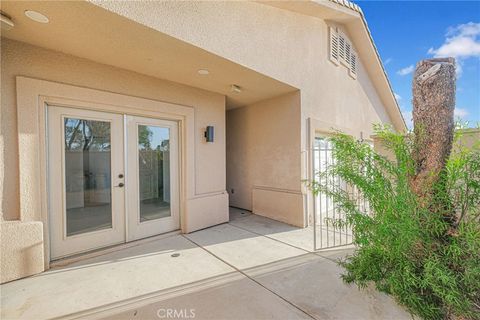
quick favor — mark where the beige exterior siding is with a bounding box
[374,129,480,161]
[94,1,396,224]
[227,92,303,226]
[92,1,395,134]
[1,38,226,222]
[0,1,407,282]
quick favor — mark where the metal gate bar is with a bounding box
[312,137,368,251]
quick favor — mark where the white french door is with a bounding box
[126,115,179,241]
[47,106,179,260]
[48,107,125,259]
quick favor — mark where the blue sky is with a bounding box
[357,0,480,128]
[145,126,169,150]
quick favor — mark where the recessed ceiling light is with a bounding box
[24,10,49,24]
[197,69,209,75]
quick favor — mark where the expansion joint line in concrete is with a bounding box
[227,222,347,265]
[181,234,317,320]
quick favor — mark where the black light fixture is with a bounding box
[205,126,214,142]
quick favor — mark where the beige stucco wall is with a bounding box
[93,1,395,225]
[1,221,44,283]
[374,129,480,161]
[1,38,229,282]
[1,38,227,221]
[92,1,393,134]
[454,129,480,151]
[0,1,396,229]
[226,92,303,226]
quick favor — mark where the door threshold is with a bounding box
[49,230,181,269]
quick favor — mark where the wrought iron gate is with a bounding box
[312,137,370,250]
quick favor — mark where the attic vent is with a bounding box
[329,27,339,65]
[328,25,358,80]
[349,50,357,79]
[344,42,351,66]
[338,34,346,62]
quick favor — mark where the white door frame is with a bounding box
[48,106,183,259]
[16,77,195,267]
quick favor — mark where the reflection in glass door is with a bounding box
[138,125,171,222]
[64,118,113,236]
[127,116,179,241]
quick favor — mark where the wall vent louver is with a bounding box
[349,50,357,79]
[328,25,358,80]
[345,42,351,66]
[338,34,346,62]
[329,26,340,65]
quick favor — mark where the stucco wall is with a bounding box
[0,38,226,222]
[2,1,399,228]
[92,1,395,225]
[374,129,480,161]
[226,92,303,226]
[92,1,393,136]
[1,221,44,283]
[454,129,480,151]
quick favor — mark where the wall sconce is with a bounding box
[205,126,214,142]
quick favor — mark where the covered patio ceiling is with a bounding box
[1,1,296,109]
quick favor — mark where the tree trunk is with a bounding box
[410,58,456,212]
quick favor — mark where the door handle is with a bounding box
[117,183,124,188]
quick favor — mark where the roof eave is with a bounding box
[326,0,407,132]
[260,0,407,132]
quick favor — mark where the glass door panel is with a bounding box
[138,125,171,222]
[127,116,179,241]
[64,118,113,236]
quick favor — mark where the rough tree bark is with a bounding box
[410,58,456,214]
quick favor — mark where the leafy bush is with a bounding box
[308,125,480,319]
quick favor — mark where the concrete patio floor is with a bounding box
[1,208,411,320]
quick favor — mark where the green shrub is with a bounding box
[308,125,480,319]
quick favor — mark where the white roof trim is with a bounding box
[328,0,363,13]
